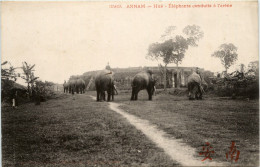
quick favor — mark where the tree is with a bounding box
[147,25,204,89]
[21,62,39,97]
[240,64,245,73]
[160,26,176,41]
[147,39,174,90]
[1,61,17,81]
[35,80,55,100]
[211,43,238,73]
[247,60,259,76]
[183,25,204,47]
[248,61,259,72]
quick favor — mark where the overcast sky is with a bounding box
[2,1,258,84]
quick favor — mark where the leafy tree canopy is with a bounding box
[147,25,203,67]
[212,43,238,71]
[183,25,204,47]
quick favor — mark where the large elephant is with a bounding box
[63,81,69,93]
[187,72,207,100]
[95,70,115,102]
[76,78,86,94]
[68,79,77,94]
[131,70,155,101]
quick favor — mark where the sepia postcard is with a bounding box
[1,0,259,166]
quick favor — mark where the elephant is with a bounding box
[76,78,86,94]
[68,79,77,94]
[95,70,115,102]
[63,81,69,93]
[187,71,207,100]
[131,70,156,101]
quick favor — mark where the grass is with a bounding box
[2,90,259,166]
[115,89,259,166]
[2,93,177,167]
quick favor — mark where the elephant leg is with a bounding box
[131,88,135,100]
[189,88,195,100]
[107,92,111,102]
[99,91,105,101]
[194,85,200,100]
[147,88,153,101]
[195,86,198,100]
[149,93,152,100]
[100,91,103,101]
[103,92,106,101]
[189,84,195,100]
[188,84,191,97]
[135,93,138,100]
[108,84,114,101]
[83,86,85,93]
[111,89,114,101]
[134,89,139,101]
[148,91,152,100]
[96,90,100,101]
[197,85,202,100]
[195,92,199,100]
[131,87,138,100]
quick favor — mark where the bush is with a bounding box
[34,81,55,101]
[210,79,259,99]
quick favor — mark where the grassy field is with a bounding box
[2,93,177,167]
[115,89,259,166]
[2,90,259,166]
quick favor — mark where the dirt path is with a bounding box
[89,95,227,166]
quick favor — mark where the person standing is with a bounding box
[12,90,18,108]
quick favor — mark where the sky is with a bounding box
[1,1,258,84]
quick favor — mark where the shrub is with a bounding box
[210,79,259,99]
[34,81,55,101]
